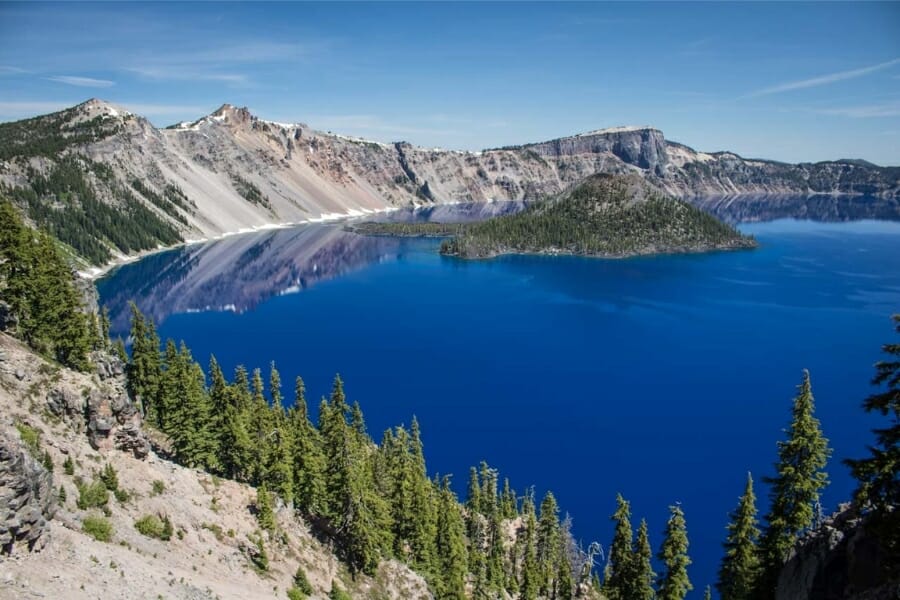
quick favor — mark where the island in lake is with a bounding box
[350,173,757,259]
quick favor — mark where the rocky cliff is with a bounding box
[776,504,900,600]
[0,333,430,599]
[1,99,898,266]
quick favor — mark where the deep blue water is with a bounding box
[97,215,900,596]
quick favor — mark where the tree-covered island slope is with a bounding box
[353,174,756,259]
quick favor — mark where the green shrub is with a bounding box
[41,450,54,472]
[76,478,109,510]
[63,455,75,475]
[134,514,172,541]
[286,587,307,600]
[201,522,224,542]
[150,480,165,496]
[114,488,131,503]
[15,423,40,456]
[100,463,118,491]
[58,486,67,503]
[293,566,313,595]
[250,535,269,572]
[82,515,113,542]
[329,582,352,600]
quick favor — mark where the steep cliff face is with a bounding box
[0,425,56,555]
[775,504,900,600]
[1,99,898,266]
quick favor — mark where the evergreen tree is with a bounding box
[126,303,161,418]
[634,519,656,600]
[604,494,635,600]
[501,477,518,519]
[221,366,254,481]
[757,371,831,598]
[520,490,540,600]
[705,585,713,600]
[0,202,92,371]
[845,314,900,575]
[165,344,218,470]
[249,368,273,486]
[207,356,229,473]
[289,376,326,516]
[434,476,468,600]
[265,363,294,505]
[537,490,562,596]
[658,505,692,600]
[408,417,437,571]
[718,473,761,600]
[257,482,276,532]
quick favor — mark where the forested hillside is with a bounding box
[440,174,755,259]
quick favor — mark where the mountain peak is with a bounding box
[75,97,130,119]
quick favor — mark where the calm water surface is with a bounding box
[97,212,900,595]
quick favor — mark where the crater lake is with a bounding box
[97,203,900,595]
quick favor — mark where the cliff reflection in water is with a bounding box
[97,201,527,336]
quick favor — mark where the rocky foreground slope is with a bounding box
[1,99,898,267]
[0,333,429,600]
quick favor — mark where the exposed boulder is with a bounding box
[46,386,85,431]
[0,426,56,555]
[86,387,150,459]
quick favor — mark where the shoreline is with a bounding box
[79,205,402,281]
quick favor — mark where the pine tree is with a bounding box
[265,362,294,505]
[0,203,92,371]
[249,368,273,486]
[757,370,831,598]
[127,303,161,419]
[634,519,656,600]
[501,477,518,519]
[520,490,540,600]
[434,476,468,600]
[845,314,900,575]
[717,473,760,600]
[604,494,635,600]
[658,505,692,600]
[221,366,254,481]
[537,490,562,596]
[257,482,276,532]
[408,417,437,571]
[289,376,326,516]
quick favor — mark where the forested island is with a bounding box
[351,174,756,259]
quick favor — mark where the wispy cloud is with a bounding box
[127,66,248,86]
[745,57,900,98]
[47,75,115,88]
[122,41,319,87]
[816,101,900,118]
[0,66,28,75]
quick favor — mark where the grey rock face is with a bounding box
[776,504,900,600]
[0,428,56,555]
[86,387,149,458]
[46,387,85,431]
[524,128,669,176]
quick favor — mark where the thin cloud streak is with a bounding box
[816,101,900,118]
[47,75,115,88]
[745,57,900,98]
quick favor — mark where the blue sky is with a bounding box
[1,2,899,164]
